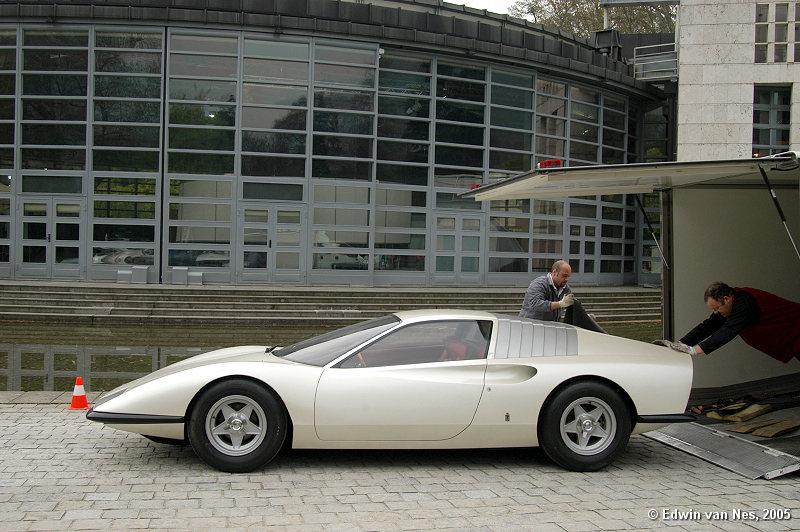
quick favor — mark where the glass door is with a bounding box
[432,214,484,285]
[567,221,599,285]
[16,198,84,279]
[236,204,305,284]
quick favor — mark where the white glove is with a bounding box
[670,341,696,355]
[558,293,575,309]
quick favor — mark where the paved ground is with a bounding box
[1,401,799,531]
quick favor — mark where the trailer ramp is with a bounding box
[645,422,800,480]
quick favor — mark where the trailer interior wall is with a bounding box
[673,187,800,388]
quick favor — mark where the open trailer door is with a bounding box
[463,153,800,478]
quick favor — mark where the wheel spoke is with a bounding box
[577,430,591,448]
[592,425,609,440]
[229,430,244,449]
[572,404,588,419]
[239,403,254,421]
[562,421,579,435]
[589,407,605,424]
[220,404,236,420]
[244,424,262,436]
[211,421,229,436]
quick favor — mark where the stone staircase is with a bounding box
[0,281,662,326]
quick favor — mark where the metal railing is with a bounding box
[633,42,678,81]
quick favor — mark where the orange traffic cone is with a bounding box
[69,376,89,410]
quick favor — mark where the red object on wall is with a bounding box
[537,159,563,169]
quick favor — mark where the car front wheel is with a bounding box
[538,381,631,471]
[188,379,287,473]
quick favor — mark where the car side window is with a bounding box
[339,320,492,368]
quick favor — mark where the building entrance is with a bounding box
[235,203,306,284]
[15,197,85,280]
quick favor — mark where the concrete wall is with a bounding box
[673,187,800,388]
[677,0,800,161]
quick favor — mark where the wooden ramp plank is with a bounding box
[751,420,800,438]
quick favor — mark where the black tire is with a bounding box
[538,381,632,472]
[187,379,287,473]
[144,435,188,446]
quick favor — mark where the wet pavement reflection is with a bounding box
[0,323,334,392]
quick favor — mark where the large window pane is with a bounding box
[94,177,156,195]
[491,107,532,129]
[23,99,86,121]
[378,71,430,95]
[96,101,160,123]
[170,79,237,102]
[168,152,234,174]
[243,107,306,130]
[242,182,303,201]
[169,227,229,244]
[375,211,426,229]
[435,146,482,167]
[312,159,371,180]
[315,45,375,65]
[489,257,528,273]
[168,249,230,267]
[376,164,428,186]
[436,101,483,124]
[313,253,368,270]
[170,54,237,78]
[96,32,162,49]
[438,63,484,80]
[241,155,305,177]
[170,179,231,198]
[93,247,154,265]
[169,104,234,126]
[490,129,531,151]
[377,117,428,140]
[24,74,86,96]
[491,86,533,108]
[242,83,306,106]
[315,65,374,87]
[244,40,308,60]
[314,88,373,111]
[436,123,483,145]
[378,95,429,118]
[314,207,369,225]
[377,141,427,163]
[436,79,484,102]
[94,76,159,98]
[170,35,237,54]
[169,128,235,151]
[244,59,308,83]
[313,111,370,134]
[313,135,372,158]
[93,150,159,172]
[376,189,426,207]
[24,30,87,47]
[169,203,231,221]
[21,148,84,170]
[94,200,155,219]
[490,151,531,172]
[242,131,305,154]
[96,52,161,74]
[94,125,159,148]
[315,230,369,248]
[22,124,85,146]
[21,175,82,193]
[94,224,155,242]
[24,50,87,71]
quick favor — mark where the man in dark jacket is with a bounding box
[519,260,574,321]
[663,282,800,362]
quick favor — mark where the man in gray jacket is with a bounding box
[519,260,575,321]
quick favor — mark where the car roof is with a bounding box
[393,309,497,322]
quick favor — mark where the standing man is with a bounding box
[662,282,800,363]
[519,260,575,321]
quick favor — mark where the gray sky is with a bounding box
[457,0,518,15]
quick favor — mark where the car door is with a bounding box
[314,319,491,441]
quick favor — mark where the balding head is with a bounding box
[550,260,572,288]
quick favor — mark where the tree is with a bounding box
[509,0,675,39]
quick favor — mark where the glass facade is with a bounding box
[0,24,649,286]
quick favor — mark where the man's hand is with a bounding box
[652,339,698,355]
[558,293,575,309]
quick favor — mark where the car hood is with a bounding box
[98,345,294,400]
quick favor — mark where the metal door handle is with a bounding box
[268,239,272,248]
[47,233,51,242]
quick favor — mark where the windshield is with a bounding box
[274,315,401,366]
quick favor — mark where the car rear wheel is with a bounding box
[538,381,631,472]
[188,379,287,473]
